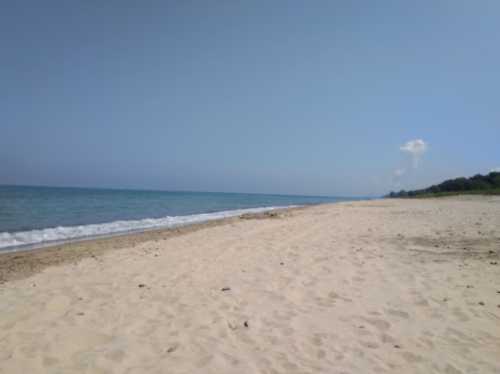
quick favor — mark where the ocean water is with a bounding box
[0,185,355,251]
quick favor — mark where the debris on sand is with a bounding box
[166,345,178,353]
[240,211,281,220]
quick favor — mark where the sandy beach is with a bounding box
[1,196,499,374]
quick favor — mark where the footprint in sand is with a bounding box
[359,340,380,349]
[104,349,126,362]
[311,333,327,347]
[386,309,410,319]
[316,349,326,359]
[328,291,353,303]
[452,307,470,322]
[401,351,425,363]
[362,317,391,332]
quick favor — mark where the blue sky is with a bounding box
[2,1,499,196]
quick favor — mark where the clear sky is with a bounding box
[2,1,499,197]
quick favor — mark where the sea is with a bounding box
[0,185,359,252]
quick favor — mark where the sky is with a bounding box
[1,1,499,197]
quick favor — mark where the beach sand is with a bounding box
[1,196,499,373]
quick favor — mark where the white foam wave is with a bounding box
[0,206,289,251]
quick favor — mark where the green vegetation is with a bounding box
[387,171,500,198]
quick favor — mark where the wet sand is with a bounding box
[1,197,499,373]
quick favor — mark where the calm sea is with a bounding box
[0,185,358,251]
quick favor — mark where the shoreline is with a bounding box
[0,205,305,252]
[0,205,306,284]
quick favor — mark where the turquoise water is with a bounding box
[0,185,357,250]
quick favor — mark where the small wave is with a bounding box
[0,206,289,251]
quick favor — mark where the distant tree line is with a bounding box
[387,171,500,198]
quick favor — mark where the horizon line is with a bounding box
[0,183,375,200]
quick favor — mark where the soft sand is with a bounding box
[1,197,499,373]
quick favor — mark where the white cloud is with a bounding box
[393,168,406,177]
[400,139,428,168]
[490,167,500,173]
